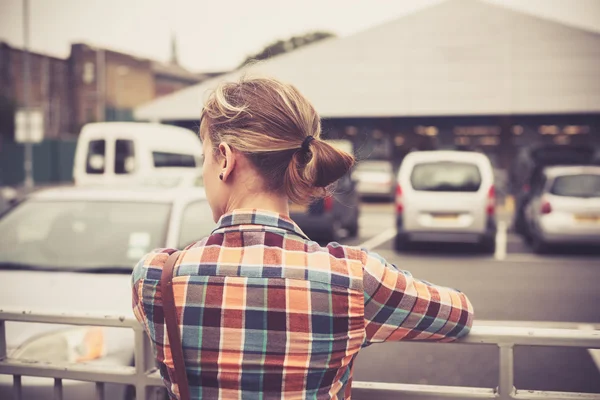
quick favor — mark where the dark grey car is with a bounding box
[290,172,360,242]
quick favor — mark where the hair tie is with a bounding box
[301,136,315,153]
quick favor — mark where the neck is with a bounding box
[225,191,289,216]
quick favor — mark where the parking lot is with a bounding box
[341,201,600,396]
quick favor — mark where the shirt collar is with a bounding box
[212,209,309,240]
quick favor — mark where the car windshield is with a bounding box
[0,200,171,271]
[550,174,600,198]
[411,162,482,192]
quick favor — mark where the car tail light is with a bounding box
[540,199,552,215]
[486,186,496,216]
[324,196,334,212]
[395,183,403,213]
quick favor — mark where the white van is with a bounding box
[73,122,203,188]
[395,151,497,253]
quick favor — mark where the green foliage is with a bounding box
[239,31,336,68]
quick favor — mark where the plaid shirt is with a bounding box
[132,209,473,399]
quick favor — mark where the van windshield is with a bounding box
[153,152,196,168]
[550,174,600,198]
[411,162,482,192]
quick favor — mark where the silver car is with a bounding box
[353,160,395,200]
[0,186,214,399]
[395,151,497,253]
[525,166,600,253]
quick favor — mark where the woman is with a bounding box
[132,77,474,399]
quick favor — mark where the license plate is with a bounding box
[289,203,308,213]
[432,213,460,221]
[574,215,600,223]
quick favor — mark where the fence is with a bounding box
[0,309,599,400]
[0,139,76,186]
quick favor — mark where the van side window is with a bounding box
[86,140,106,174]
[152,152,196,168]
[115,140,135,174]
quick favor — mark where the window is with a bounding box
[178,201,215,248]
[86,140,105,174]
[153,151,196,168]
[411,162,482,192]
[550,174,600,198]
[115,140,135,174]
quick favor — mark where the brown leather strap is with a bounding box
[160,251,191,400]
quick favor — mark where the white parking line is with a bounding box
[495,221,507,260]
[359,228,397,251]
[578,324,600,373]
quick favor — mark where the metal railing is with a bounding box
[0,309,599,400]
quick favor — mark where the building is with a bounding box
[0,39,222,139]
[0,43,71,139]
[134,0,600,173]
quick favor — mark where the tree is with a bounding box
[239,31,336,68]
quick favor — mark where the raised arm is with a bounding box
[361,250,474,345]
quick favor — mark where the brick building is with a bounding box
[0,40,220,139]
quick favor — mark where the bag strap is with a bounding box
[160,251,191,400]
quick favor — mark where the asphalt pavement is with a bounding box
[339,202,600,397]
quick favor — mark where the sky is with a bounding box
[1,0,600,72]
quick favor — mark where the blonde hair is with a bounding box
[200,77,354,204]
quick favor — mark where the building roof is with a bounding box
[134,0,600,121]
[151,61,204,83]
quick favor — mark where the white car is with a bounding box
[525,165,600,253]
[0,186,214,399]
[395,151,497,253]
[353,160,395,200]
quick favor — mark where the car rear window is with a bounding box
[550,174,600,198]
[356,161,393,173]
[410,162,482,192]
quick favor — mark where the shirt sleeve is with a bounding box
[131,248,177,333]
[361,250,474,344]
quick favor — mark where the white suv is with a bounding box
[395,151,497,253]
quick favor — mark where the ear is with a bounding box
[218,142,236,181]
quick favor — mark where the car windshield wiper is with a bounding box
[0,262,54,271]
[72,266,133,274]
[0,262,132,274]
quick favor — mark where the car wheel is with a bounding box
[327,220,343,243]
[480,237,496,254]
[347,218,359,238]
[394,233,410,252]
[531,232,548,254]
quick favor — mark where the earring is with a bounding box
[219,172,224,181]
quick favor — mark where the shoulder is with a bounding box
[131,248,179,283]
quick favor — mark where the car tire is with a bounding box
[347,217,359,238]
[531,233,548,254]
[394,233,410,252]
[327,220,343,243]
[480,237,496,254]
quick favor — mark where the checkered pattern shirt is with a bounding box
[132,209,473,399]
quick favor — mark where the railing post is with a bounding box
[134,326,149,399]
[497,344,515,400]
[0,320,6,360]
[54,378,63,400]
[13,375,22,400]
